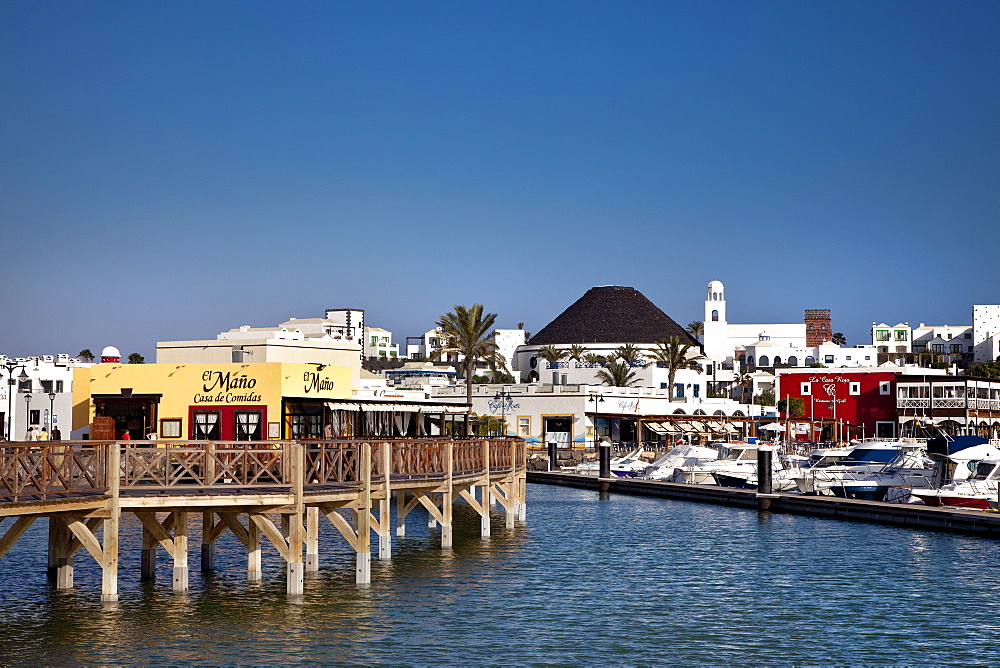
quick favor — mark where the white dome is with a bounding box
[707,280,724,290]
[101,346,121,358]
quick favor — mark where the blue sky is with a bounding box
[2,1,997,359]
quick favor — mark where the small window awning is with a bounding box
[326,401,468,413]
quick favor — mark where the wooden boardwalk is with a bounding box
[0,438,527,601]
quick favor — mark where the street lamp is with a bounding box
[48,391,57,434]
[588,392,605,450]
[3,361,27,441]
[23,390,32,440]
[492,386,513,436]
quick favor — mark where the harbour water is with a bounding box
[2,484,999,665]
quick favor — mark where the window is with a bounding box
[801,382,811,395]
[758,356,770,367]
[40,380,53,393]
[879,381,891,395]
[850,382,860,395]
[864,356,871,361]
[964,332,971,339]
[746,356,754,367]
[895,330,908,341]
[18,380,31,391]
[773,356,782,366]
[193,410,222,440]
[675,383,685,397]
[660,383,668,389]
[950,344,962,353]
[876,330,890,341]
[518,417,530,437]
[55,380,64,393]
[788,356,798,366]
[824,355,835,364]
[805,356,815,366]
[876,421,895,438]
[808,323,814,330]
[235,411,263,440]
[160,418,182,438]
[692,385,700,397]
[845,356,852,361]
[711,310,719,322]
[932,344,944,353]
[820,323,827,330]
[29,410,40,425]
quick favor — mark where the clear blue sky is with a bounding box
[2,1,997,359]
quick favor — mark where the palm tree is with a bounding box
[687,321,704,342]
[647,336,693,400]
[582,352,606,362]
[537,345,567,364]
[77,349,94,362]
[435,304,499,434]
[831,332,847,346]
[595,360,638,387]
[733,370,753,403]
[567,344,587,362]
[614,343,645,365]
[127,353,145,364]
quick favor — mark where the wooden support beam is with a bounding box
[172,511,189,592]
[320,506,358,552]
[442,443,453,547]
[356,442,372,584]
[286,443,305,595]
[102,443,121,602]
[0,516,36,559]
[249,513,290,563]
[247,516,261,583]
[217,512,250,549]
[201,511,216,573]
[305,506,319,572]
[378,441,392,560]
[135,512,177,558]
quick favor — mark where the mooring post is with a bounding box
[481,439,491,537]
[305,506,319,572]
[598,440,612,492]
[547,439,558,471]
[395,491,406,537]
[247,514,262,583]
[756,445,775,511]
[287,443,305,595]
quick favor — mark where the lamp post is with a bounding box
[3,361,27,441]
[493,386,513,436]
[23,390,32,440]
[48,391,57,434]
[588,392,606,450]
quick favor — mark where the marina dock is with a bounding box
[0,438,527,601]
[528,471,1000,538]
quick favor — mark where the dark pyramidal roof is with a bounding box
[528,286,699,347]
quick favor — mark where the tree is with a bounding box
[582,352,606,362]
[647,336,693,400]
[595,360,638,387]
[687,321,704,342]
[777,396,805,417]
[754,389,775,406]
[517,322,531,340]
[537,345,567,364]
[733,370,753,403]
[78,349,94,362]
[831,332,847,346]
[435,304,499,434]
[127,353,145,364]
[567,344,587,362]
[966,359,1000,378]
[614,343,645,364]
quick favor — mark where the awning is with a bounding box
[325,402,361,411]
[646,422,671,435]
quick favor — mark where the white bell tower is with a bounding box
[703,280,729,362]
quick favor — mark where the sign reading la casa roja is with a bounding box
[193,370,263,404]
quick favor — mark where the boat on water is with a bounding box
[666,442,767,485]
[791,439,934,502]
[713,453,808,491]
[573,446,648,477]
[911,437,1000,509]
[641,444,719,481]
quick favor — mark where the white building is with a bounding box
[870,305,1000,366]
[1,353,92,441]
[702,280,809,365]
[404,326,524,379]
[973,305,1000,363]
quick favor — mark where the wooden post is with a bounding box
[505,473,516,529]
[172,511,189,592]
[518,471,527,522]
[247,513,262,583]
[305,506,319,572]
[356,442,371,584]
[395,491,406,537]
[201,511,215,572]
[441,442,453,548]
[101,443,120,603]
[48,516,74,588]
[287,443,305,595]
[481,439,491,537]
[378,441,392,560]
[140,519,157,581]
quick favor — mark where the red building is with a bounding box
[775,368,900,441]
[804,309,832,347]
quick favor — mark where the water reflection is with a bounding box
[1,486,999,664]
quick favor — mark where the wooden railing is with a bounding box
[0,437,526,504]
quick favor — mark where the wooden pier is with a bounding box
[0,438,526,601]
[528,471,1000,539]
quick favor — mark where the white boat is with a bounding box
[667,442,765,485]
[911,436,1000,509]
[573,447,648,477]
[641,444,719,481]
[792,440,933,501]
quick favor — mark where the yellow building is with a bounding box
[74,361,354,440]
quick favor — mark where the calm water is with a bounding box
[1,485,999,665]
